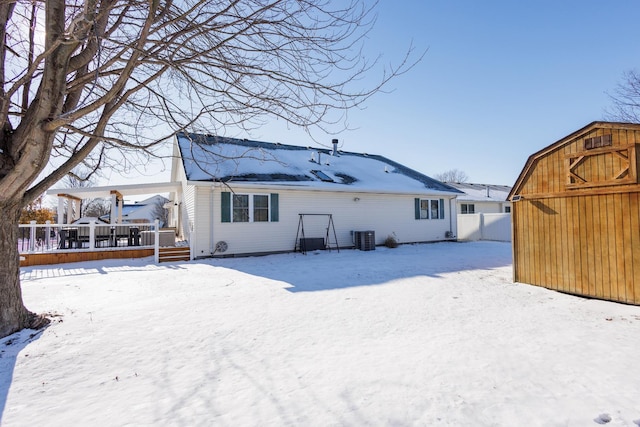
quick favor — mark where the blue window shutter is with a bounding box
[270,193,279,222]
[221,192,231,223]
[439,199,445,219]
[414,198,420,220]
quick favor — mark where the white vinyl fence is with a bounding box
[456,213,511,242]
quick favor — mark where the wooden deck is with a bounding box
[20,248,155,267]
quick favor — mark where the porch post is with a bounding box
[66,198,74,224]
[110,191,118,223]
[110,190,123,223]
[57,197,65,225]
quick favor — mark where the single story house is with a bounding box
[169,133,463,257]
[447,183,512,242]
[100,195,169,227]
[509,121,640,305]
[446,182,512,214]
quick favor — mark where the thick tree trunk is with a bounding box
[0,201,48,338]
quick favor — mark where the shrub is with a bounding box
[384,234,399,248]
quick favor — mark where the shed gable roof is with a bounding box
[508,121,640,200]
[176,132,462,195]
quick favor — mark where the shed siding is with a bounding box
[513,192,640,304]
[511,123,640,305]
[193,185,456,257]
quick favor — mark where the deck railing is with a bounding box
[18,220,175,263]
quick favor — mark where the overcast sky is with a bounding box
[100,0,640,196]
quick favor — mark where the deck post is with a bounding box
[154,219,160,263]
[45,220,52,250]
[89,220,96,250]
[29,220,36,252]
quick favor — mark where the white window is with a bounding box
[461,203,475,214]
[232,194,270,223]
[416,198,444,220]
[430,199,441,219]
[420,199,429,219]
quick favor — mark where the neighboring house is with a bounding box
[447,183,512,242]
[509,121,640,305]
[446,182,512,214]
[170,133,463,257]
[101,195,169,227]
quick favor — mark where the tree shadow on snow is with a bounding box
[0,327,47,421]
[211,241,513,293]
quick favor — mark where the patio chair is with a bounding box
[95,225,112,247]
[113,225,129,247]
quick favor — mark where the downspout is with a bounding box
[210,186,215,255]
[449,197,457,239]
[181,199,192,259]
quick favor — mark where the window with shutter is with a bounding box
[221,192,279,223]
[415,198,445,220]
[221,192,231,223]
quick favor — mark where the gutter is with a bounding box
[186,180,463,197]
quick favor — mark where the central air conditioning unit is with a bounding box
[353,230,375,251]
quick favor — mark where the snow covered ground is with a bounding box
[3,241,640,426]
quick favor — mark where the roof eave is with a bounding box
[186,180,461,197]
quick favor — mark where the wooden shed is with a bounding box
[508,121,640,304]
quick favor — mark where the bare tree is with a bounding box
[83,198,111,219]
[606,69,640,123]
[150,197,170,228]
[0,1,419,337]
[434,169,469,183]
[63,168,110,219]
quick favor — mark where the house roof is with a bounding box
[99,195,169,223]
[508,121,640,200]
[446,182,512,202]
[176,133,462,195]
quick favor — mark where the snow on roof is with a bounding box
[176,133,462,195]
[99,195,169,223]
[446,183,512,202]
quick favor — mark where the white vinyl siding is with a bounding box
[191,186,213,257]
[191,184,456,257]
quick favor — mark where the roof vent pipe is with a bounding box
[332,139,338,156]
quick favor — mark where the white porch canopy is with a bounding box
[46,182,181,224]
